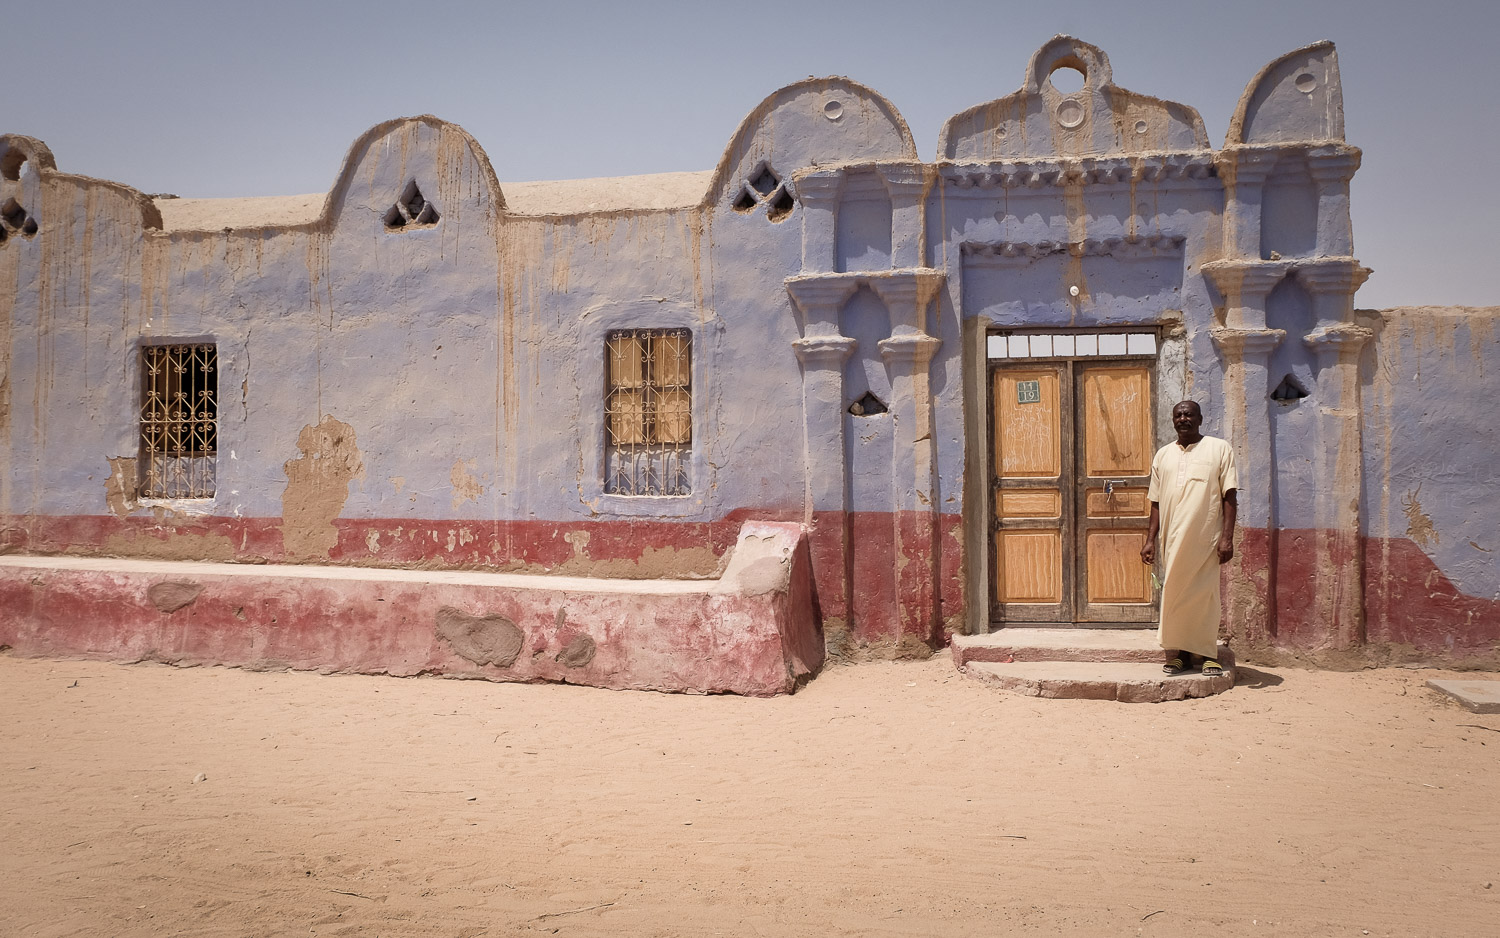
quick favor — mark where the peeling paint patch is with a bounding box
[281,416,365,560]
[563,529,591,558]
[435,605,523,667]
[102,531,239,563]
[1402,485,1437,549]
[450,459,484,509]
[104,457,138,518]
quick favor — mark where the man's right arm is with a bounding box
[1141,502,1159,565]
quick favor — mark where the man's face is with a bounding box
[1172,403,1202,437]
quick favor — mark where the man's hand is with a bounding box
[1140,540,1156,565]
[1217,538,1234,564]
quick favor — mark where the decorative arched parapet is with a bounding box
[1226,41,1344,147]
[0,133,163,233]
[0,135,58,180]
[704,77,916,217]
[937,35,1208,162]
[322,115,505,235]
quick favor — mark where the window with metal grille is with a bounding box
[139,343,217,499]
[605,329,691,496]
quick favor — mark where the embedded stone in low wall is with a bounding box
[0,521,821,696]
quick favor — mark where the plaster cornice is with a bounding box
[1294,258,1371,295]
[1202,259,1292,298]
[1211,327,1287,357]
[878,333,942,366]
[793,335,857,366]
[1304,323,1373,352]
[941,153,1217,190]
[962,234,1185,265]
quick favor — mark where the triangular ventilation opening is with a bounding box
[748,164,780,196]
[1271,374,1310,402]
[767,186,795,222]
[385,180,440,230]
[848,391,888,416]
[2,198,25,229]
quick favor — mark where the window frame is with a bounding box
[603,327,694,497]
[575,302,718,517]
[136,338,219,502]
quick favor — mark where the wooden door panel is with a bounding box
[1085,486,1150,518]
[992,352,1157,626]
[1076,362,1156,623]
[997,531,1062,603]
[997,490,1062,519]
[1081,367,1151,477]
[992,364,1069,621]
[1085,531,1153,604]
[993,370,1060,478]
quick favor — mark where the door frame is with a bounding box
[986,329,1161,628]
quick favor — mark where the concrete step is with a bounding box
[952,628,1230,666]
[962,660,1234,702]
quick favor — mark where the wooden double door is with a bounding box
[990,359,1157,626]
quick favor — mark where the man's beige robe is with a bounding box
[1147,435,1238,659]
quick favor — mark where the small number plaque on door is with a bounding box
[1016,379,1042,404]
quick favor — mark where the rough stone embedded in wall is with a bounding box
[434,606,524,668]
[147,581,203,614]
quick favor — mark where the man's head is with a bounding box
[1172,400,1203,442]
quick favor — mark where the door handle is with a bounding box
[1105,480,1126,495]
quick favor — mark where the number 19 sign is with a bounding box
[1016,379,1042,404]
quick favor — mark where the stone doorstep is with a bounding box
[1426,679,1500,714]
[962,660,1235,703]
[952,627,1231,666]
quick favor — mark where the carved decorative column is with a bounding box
[787,277,858,632]
[1298,258,1373,650]
[871,273,946,645]
[1306,148,1361,259]
[1210,326,1286,647]
[878,332,942,645]
[877,163,933,270]
[1216,148,1279,260]
[1302,323,1373,649]
[869,269,945,335]
[1202,260,1290,330]
[1297,258,1371,329]
[793,171,844,275]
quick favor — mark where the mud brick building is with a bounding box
[1,37,1494,694]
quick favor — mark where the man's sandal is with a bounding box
[1201,659,1225,677]
[1162,656,1187,675]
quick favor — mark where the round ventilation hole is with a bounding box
[1134,119,1148,135]
[1295,72,1317,93]
[823,99,844,122]
[1056,99,1085,129]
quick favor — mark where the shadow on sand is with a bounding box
[1233,666,1285,689]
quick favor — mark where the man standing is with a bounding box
[1139,401,1238,676]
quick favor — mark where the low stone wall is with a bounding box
[0,522,822,696]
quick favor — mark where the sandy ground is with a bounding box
[1,654,1496,938]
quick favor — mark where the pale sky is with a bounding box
[9,0,1496,308]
